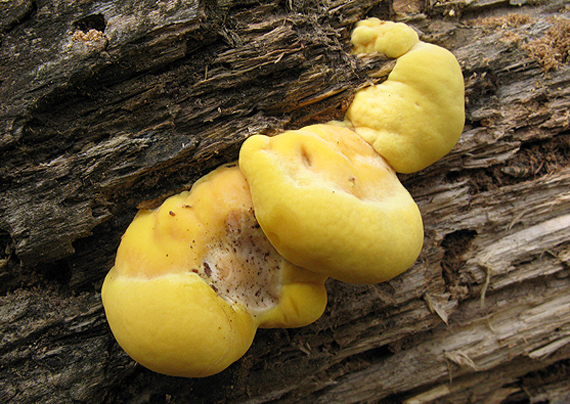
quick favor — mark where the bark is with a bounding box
[1,0,569,403]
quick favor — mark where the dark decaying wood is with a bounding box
[1,0,569,403]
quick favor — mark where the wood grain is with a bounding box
[1,0,569,403]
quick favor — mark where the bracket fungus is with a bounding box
[102,18,465,378]
[239,123,424,284]
[101,164,327,377]
[346,18,465,173]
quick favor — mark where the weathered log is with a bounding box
[1,0,569,403]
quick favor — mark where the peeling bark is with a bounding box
[1,0,569,403]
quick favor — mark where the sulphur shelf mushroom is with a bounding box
[346,18,465,173]
[101,164,327,377]
[239,123,424,285]
[102,18,464,378]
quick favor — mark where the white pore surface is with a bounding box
[202,209,282,314]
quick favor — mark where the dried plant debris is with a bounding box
[476,13,534,29]
[472,14,570,67]
[522,17,570,72]
[472,14,534,44]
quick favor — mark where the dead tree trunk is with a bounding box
[1,0,569,403]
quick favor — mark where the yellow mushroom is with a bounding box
[346,18,465,173]
[102,18,463,378]
[101,164,327,378]
[239,124,424,285]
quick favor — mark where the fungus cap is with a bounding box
[346,18,465,173]
[351,18,418,58]
[101,164,327,377]
[239,124,424,284]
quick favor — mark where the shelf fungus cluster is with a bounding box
[101,19,465,378]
